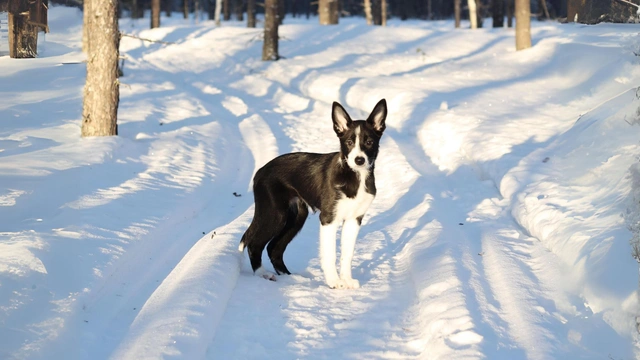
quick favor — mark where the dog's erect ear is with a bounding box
[366,99,387,135]
[332,102,352,136]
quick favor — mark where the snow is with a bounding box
[1,6,640,359]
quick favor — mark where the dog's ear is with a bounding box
[332,102,352,136]
[366,99,387,135]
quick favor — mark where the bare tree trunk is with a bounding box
[215,0,222,24]
[319,0,338,24]
[492,0,504,27]
[82,0,120,137]
[329,0,338,23]
[262,0,279,60]
[454,0,461,27]
[236,0,244,20]
[515,0,531,50]
[278,0,284,24]
[476,0,483,27]
[539,0,550,20]
[8,13,38,58]
[247,0,255,26]
[372,0,381,24]
[381,0,386,25]
[183,0,189,18]
[83,0,91,52]
[165,0,173,17]
[364,0,372,24]
[151,0,161,28]
[467,0,478,28]
[319,0,329,24]
[506,0,513,27]
[427,0,432,19]
[132,0,139,18]
[223,0,231,20]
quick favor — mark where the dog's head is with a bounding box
[332,99,387,171]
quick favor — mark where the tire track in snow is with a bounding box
[108,98,282,359]
[37,73,267,358]
[110,210,251,359]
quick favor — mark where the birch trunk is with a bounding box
[515,0,531,50]
[467,0,477,28]
[262,0,279,60]
[82,0,120,137]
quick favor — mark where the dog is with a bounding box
[238,99,387,289]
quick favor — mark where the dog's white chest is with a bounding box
[334,181,375,221]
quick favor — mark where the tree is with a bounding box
[467,0,478,28]
[364,0,373,24]
[164,0,172,17]
[506,0,513,27]
[183,0,189,19]
[515,0,530,50]
[381,0,386,25]
[262,0,278,60]
[475,0,484,27]
[82,0,120,137]
[492,0,504,27]
[223,0,231,20]
[278,0,285,24]
[235,0,244,20]
[83,0,91,52]
[132,0,140,18]
[151,0,161,28]
[7,0,45,58]
[318,0,338,24]
[539,0,550,20]
[454,0,461,28]
[214,0,222,24]
[247,0,255,26]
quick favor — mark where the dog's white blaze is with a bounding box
[346,126,369,170]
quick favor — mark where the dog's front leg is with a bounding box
[339,219,360,289]
[319,223,340,288]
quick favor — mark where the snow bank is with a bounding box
[502,89,640,336]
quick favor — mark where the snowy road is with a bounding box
[1,7,639,360]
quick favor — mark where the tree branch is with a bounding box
[120,33,176,45]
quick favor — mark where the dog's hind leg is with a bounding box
[267,198,308,275]
[243,185,289,281]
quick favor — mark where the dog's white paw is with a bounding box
[255,267,277,282]
[330,278,360,290]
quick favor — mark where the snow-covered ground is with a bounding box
[1,6,640,359]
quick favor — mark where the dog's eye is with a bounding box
[346,140,354,146]
[365,140,373,146]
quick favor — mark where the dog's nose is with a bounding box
[355,156,365,166]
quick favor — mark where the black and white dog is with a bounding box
[238,99,387,289]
